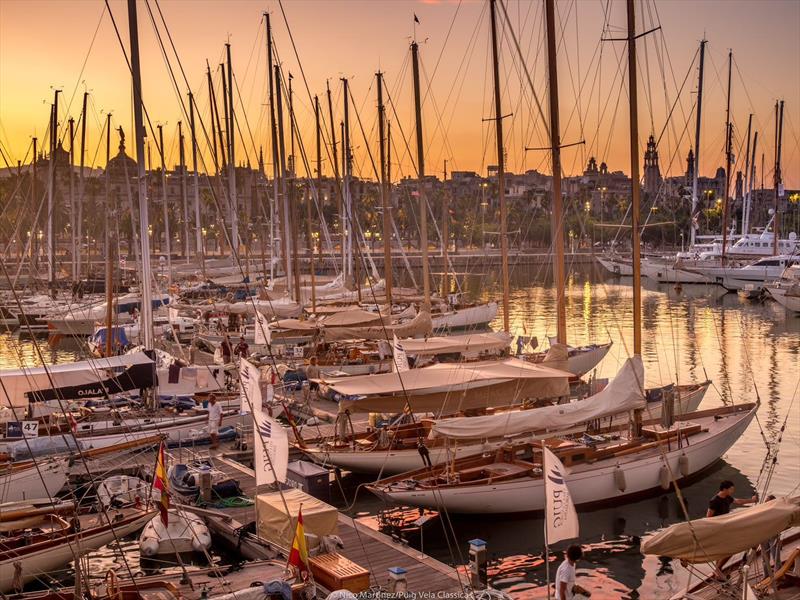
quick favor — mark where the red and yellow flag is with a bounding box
[153,442,169,525]
[288,507,309,577]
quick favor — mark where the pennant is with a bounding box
[414,13,420,24]
[254,312,271,346]
[239,358,261,415]
[252,402,288,485]
[543,445,579,544]
[392,334,410,373]
[153,442,170,526]
[288,507,310,577]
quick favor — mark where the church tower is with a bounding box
[643,135,662,197]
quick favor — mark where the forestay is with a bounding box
[431,356,645,439]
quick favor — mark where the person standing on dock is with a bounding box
[207,394,223,449]
[555,544,591,599]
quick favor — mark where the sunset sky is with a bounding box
[0,0,797,187]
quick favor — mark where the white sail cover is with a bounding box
[323,309,432,343]
[431,356,645,439]
[0,352,154,408]
[327,357,572,414]
[399,332,512,356]
[641,496,800,563]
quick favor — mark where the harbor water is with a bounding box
[1,262,798,598]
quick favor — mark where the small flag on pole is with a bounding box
[392,334,410,372]
[153,442,170,526]
[414,13,420,24]
[543,445,579,544]
[288,507,310,577]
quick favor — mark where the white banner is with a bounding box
[392,335,410,373]
[239,358,261,415]
[543,446,579,545]
[168,307,179,322]
[254,313,271,346]
[252,405,288,485]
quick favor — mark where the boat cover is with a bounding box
[399,331,512,356]
[0,351,155,408]
[256,488,338,550]
[322,309,432,342]
[641,496,800,562]
[431,356,644,439]
[326,356,571,414]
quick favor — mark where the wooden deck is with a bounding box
[71,442,466,594]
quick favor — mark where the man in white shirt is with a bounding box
[555,544,591,600]
[207,394,223,449]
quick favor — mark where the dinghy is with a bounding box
[139,508,212,557]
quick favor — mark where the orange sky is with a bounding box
[0,0,798,187]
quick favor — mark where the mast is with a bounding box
[226,43,239,253]
[275,65,292,293]
[104,113,114,357]
[690,39,705,248]
[265,13,280,281]
[377,71,393,305]
[749,131,758,238]
[721,50,733,260]
[626,0,642,356]
[48,92,59,291]
[488,0,509,331]
[32,136,37,267]
[207,63,225,171]
[157,125,172,286]
[311,95,322,312]
[179,120,189,261]
[68,117,76,282]
[127,0,154,350]
[342,77,354,287]
[441,159,449,299]
[742,113,752,236]
[544,0,566,344]
[288,73,301,303]
[78,91,87,280]
[305,185,316,314]
[326,81,345,276]
[773,100,784,255]
[189,91,204,276]
[411,41,431,307]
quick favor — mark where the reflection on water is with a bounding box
[2,261,799,598]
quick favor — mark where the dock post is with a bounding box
[469,538,488,589]
[387,567,407,594]
[199,469,212,503]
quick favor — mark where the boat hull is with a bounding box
[369,405,754,514]
[0,459,69,502]
[768,286,800,312]
[431,302,498,330]
[596,256,633,276]
[641,260,710,284]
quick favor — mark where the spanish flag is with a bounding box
[287,507,309,577]
[153,442,169,526]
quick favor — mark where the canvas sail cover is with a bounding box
[320,309,384,328]
[171,298,301,318]
[323,308,432,342]
[256,488,338,550]
[541,342,569,372]
[641,496,800,563]
[326,357,571,414]
[399,331,512,356]
[431,356,645,439]
[0,352,155,408]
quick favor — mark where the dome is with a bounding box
[105,126,138,179]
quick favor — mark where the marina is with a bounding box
[0,0,798,599]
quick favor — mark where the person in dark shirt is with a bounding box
[220,335,233,364]
[707,480,757,579]
[234,336,249,358]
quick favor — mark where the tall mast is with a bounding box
[626,0,642,356]
[441,159,449,299]
[179,120,189,261]
[68,117,76,282]
[48,92,59,291]
[226,43,239,253]
[326,82,345,277]
[749,131,758,238]
[773,100,784,256]
[488,0,509,331]
[377,71,393,305]
[127,0,154,350]
[288,73,301,303]
[311,95,321,312]
[721,49,733,261]
[104,113,114,357]
[32,136,37,267]
[157,125,172,286]
[275,65,292,292]
[207,63,225,171]
[265,13,280,281]
[78,91,87,280]
[690,39,705,248]
[742,113,752,236]
[544,0,566,344]
[342,77,354,286]
[189,91,204,275]
[411,41,430,307]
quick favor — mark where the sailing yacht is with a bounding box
[680,254,800,291]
